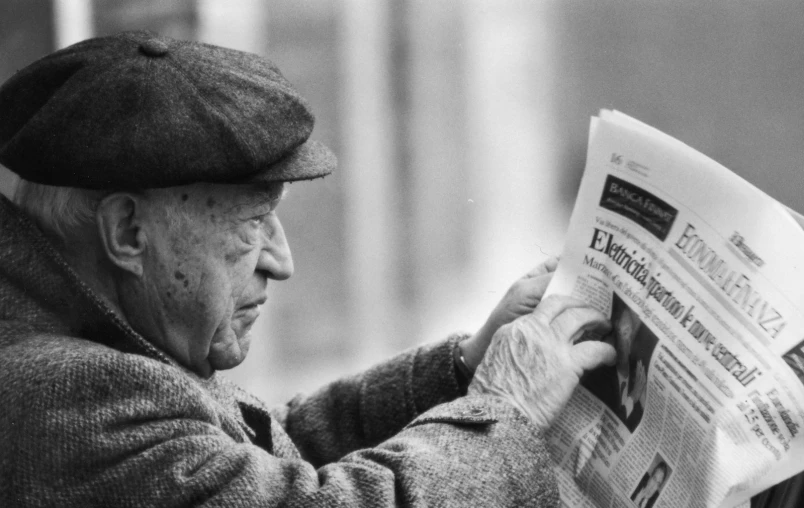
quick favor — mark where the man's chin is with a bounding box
[208,335,252,371]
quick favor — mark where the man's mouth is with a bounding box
[240,305,258,312]
[234,306,261,328]
[240,296,267,310]
[234,296,267,324]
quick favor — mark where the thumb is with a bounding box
[525,256,559,278]
[571,341,617,372]
[518,273,552,300]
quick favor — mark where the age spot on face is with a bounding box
[174,270,190,288]
[207,197,217,208]
[181,193,189,202]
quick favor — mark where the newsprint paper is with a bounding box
[543,111,804,508]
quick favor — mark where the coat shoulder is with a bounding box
[0,325,208,424]
[0,324,169,387]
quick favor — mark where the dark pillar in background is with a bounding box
[0,0,55,197]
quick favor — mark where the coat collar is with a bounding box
[0,195,289,453]
[0,193,170,363]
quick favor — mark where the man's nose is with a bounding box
[257,216,294,280]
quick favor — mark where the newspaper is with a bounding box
[543,110,804,508]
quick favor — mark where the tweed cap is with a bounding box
[0,30,335,189]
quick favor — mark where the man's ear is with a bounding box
[96,193,147,277]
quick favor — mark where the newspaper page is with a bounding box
[543,110,804,508]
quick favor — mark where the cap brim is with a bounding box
[246,140,336,184]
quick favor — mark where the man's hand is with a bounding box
[468,295,616,430]
[460,257,559,370]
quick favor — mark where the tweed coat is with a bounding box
[0,195,560,507]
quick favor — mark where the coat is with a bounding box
[0,195,560,507]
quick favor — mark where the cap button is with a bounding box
[139,38,169,57]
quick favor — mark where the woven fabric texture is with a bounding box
[0,195,559,507]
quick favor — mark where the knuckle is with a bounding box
[526,310,551,329]
[509,315,541,342]
[571,306,604,326]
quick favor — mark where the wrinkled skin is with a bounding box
[117,182,292,377]
[461,258,558,369]
[469,295,616,430]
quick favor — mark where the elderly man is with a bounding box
[0,31,615,506]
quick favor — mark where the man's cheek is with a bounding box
[232,225,263,252]
[224,243,258,265]
[225,252,262,286]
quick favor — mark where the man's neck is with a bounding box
[59,227,127,321]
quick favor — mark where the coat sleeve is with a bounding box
[273,334,471,466]
[4,337,560,507]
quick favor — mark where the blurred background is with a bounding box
[2,0,804,406]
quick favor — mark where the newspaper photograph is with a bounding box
[543,111,804,508]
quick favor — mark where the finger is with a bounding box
[552,306,611,344]
[517,273,553,301]
[532,294,591,322]
[571,341,617,371]
[525,256,559,278]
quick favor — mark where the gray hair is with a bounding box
[13,180,184,244]
[13,179,109,242]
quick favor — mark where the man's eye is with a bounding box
[248,215,265,228]
[248,214,269,228]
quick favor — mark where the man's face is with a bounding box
[132,182,292,376]
[615,313,634,355]
[604,308,638,374]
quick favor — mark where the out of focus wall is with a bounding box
[549,0,804,214]
[2,1,804,405]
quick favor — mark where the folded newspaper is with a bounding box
[544,110,804,508]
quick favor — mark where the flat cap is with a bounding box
[0,30,335,189]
